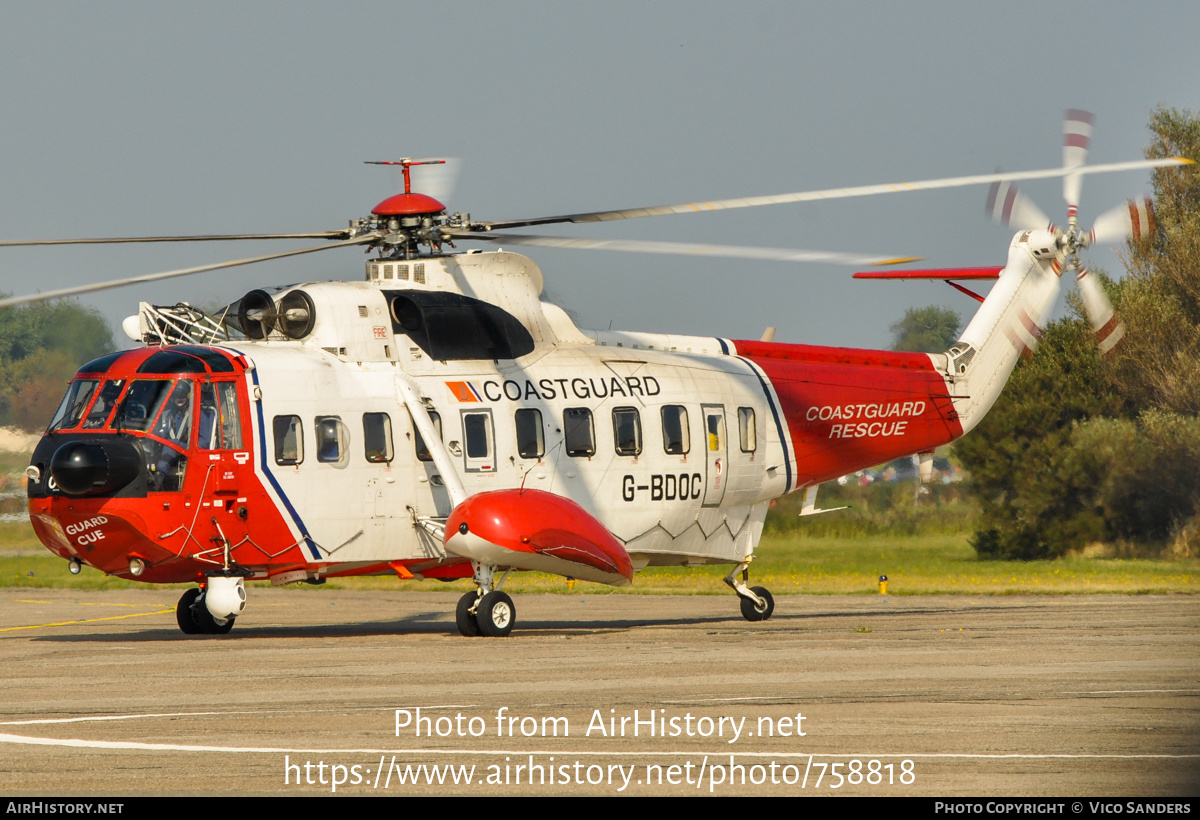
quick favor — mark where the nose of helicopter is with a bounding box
[49,439,142,497]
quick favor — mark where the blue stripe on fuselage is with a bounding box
[730,349,793,494]
[228,348,321,560]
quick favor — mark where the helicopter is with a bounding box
[8,114,1189,637]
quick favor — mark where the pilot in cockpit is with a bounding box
[153,382,193,487]
[157,382,193,446]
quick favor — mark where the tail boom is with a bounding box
[733,230,1064,485]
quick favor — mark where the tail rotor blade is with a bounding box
[1089,197,1156,245]
[1075,267,1125,356]
[1063,109,1095,213]
[986,180,1053,231]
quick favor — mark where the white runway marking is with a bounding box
[1,733,1195,759]
[1070,689,1200,695]
[1,711,229,726]
[0,706,479,726]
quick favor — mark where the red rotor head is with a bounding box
[370,192,447,216]
[366,158,448,216]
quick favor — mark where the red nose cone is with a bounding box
[371,192,447,216]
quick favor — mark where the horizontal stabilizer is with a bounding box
[799,485,849,517]
[853,266,1003,281]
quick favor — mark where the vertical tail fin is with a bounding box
[947,230,1064,435]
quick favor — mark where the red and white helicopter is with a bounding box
[8,113,1188,636]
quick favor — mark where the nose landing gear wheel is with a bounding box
[476,591,515,637]
[176,588,203,634]
[189,591,236,635]
[739,586,774,622]
[455,591,481,637]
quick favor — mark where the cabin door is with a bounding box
[701,404,727,507]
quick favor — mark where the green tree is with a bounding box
[1109,106,1200,415]
[956,317,1121,559]
[889,306,961,353]
[0,301,114,431]
[960,107,1200,559]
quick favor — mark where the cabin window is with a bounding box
[316,416,349,466]
[81,380,124,430]
[273,415,304,465]
[462,410,495,472]
[612,407,642,457]
[48,380,98,432]
[661,405,690,455]
[363,413,394,463]
[564,408,595,457]
[414,410,442,462]
[515,408,544,460]
[738,407,757,453]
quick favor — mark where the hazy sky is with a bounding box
[1,1,1196,349]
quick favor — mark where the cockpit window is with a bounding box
[81,380,125,429]
[114,380,177,433]
[198,382,243,450]
[154,382,194,447]
[75,352,123,375]
[136,350,210,374]
[173,346,235,373]
[48,379,98,432]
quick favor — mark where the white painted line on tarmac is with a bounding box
[1,705,481,726]
[0,733,1195,759]
[0,712,229,726]
[1069,689,1200,695]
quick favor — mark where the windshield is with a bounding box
[81,379,125,429]
[114,379,180,434]
[48,380,98,432]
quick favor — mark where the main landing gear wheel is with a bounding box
[476,591,515,638]
[739,586,774,622]
[176,588,203,634]
[455,591,481,637]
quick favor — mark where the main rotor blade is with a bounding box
[445,231,920,267]
[0,234,380,309]
[0,231,349,247]
[469,158,1190,231]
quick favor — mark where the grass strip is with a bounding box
[4,529,1195,595]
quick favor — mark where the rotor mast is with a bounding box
[357,158,465,259]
